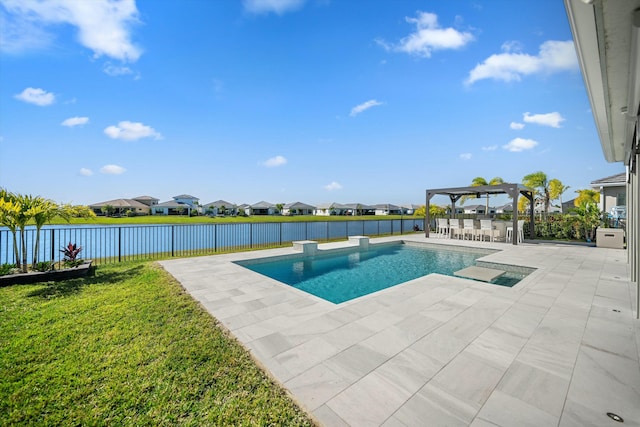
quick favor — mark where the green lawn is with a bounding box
[0,262,315,426]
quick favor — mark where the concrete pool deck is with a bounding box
[159,235,640,426]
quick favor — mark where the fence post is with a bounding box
[50,229,55,262]
[279,223,282,246]
[250,224,253,249]
[118,227,122,262]
[171,226,175,257]
[214,224,217,253]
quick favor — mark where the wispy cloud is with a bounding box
[503,137,538,152]
[324,181,342,191]
[466,40,577,85]
[104,121,162,141]
[79,168,93,176]
[61,116,89,127]
[481,145,498,151]
[1,0,142,62]
[103,62,139,79]
[350,99,383,117]
[14,87,55,106]
[510,122,525,130]
[459,153,472,160]
[243,0,305,15]
[100,164,126,175]
[376,11,474,58]
[523,112,565,128]
[262,155,287,167]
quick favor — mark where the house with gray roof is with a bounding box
[313,202,347,216]
[590,172,626,214]
[89,198,153,216]
[373,204,403,215]
[249,201,277,215]
[203,200,236,216]
[152,194,200,215]
[282,202,315,216]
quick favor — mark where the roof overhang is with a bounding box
[565,0,640,164]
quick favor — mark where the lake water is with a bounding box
[0,219,423,265]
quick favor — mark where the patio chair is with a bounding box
[449,219,462,239]
[462,219,477,240]
[436,218,449,238]
[479,219,495,242]
[506,220,525,243]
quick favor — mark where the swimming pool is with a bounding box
[236,242,524,304]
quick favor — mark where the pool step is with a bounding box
[454,266,506,282]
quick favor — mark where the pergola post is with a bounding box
[425,191,431,237]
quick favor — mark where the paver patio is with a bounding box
[159,235,640,426]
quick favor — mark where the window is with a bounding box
[616,193,626,206]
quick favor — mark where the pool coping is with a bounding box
[159,234,640,426]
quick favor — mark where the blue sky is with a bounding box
[0,0,624,208]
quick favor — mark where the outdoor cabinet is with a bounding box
[596,228,625,249]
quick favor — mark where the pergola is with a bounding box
[425,183,535,245]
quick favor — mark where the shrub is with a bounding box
[33,261,54,272]
[0,263,17,276]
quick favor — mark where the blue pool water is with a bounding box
[236,243,511,304]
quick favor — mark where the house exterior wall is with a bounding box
[600,186,626,213]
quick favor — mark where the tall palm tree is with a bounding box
[0,189,21,269]
[460,176,504,214]
[522,171,551,219]
[13,194,38,272]
[549,179,570,212]
[31,198,61,268]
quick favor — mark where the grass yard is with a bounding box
[0,262,315,426]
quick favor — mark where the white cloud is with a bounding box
[243,0,305,15]
[324,181,342,191]
[61,116,89,127]
[466,40,578,85]
[262,155,287,167]
[1,0,142,62]
[459,153,472,160]
[350,99,383,117]
[503,137,538,152]
[79,168,93,176]
[376,11,474,58]
[510,122,525,130]
[100,164,125,175]
[523,112,565,128]
[104,121,161,141]
[481,145,498,151]
[103,62,136,77]
[14,87,55,106]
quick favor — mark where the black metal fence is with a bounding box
[0,218,424,266]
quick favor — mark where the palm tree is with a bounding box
[30,197,59,268]
[0,189,21,269]
[13,194,38,272]
[574,189,600,207]
[549,179,570,212]
[460,176,504,214]
[522,171,552,219]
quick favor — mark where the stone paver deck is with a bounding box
[159,235,640,427]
